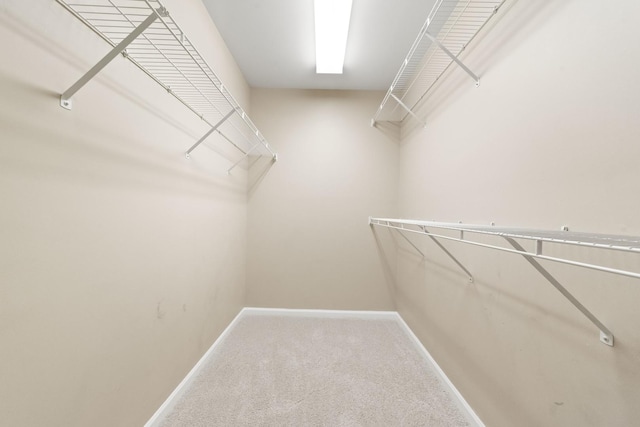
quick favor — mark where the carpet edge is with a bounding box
[144,307,248,427]
[393,312,486,427]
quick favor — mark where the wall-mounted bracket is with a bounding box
[60,11,162,109]
[60,98,73,110]
[423,227,474,283]
[422,31,480,87]
[369,217,639,347]
[600,331,614,346]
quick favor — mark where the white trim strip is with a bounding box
[393,312,485,427]
[143,308,247,427]
[242,306,399,319]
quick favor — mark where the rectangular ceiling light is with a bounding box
[314,0,353,74]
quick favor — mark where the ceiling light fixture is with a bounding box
[314,0,353,74]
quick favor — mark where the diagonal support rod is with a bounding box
[390,94,427,127]
[504,237,614,346]
[60,10,165,109]
[395,229,425,258]
[423,31,480,86]
[185,108,237,158]
[424,227,474,282]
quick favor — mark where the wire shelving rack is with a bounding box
[369,217,640,347]
[372,0,506,127]
[56,0,276,172]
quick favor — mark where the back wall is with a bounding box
[247,89,398,310]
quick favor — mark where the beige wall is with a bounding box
[247,89,398,310]
[0,0,251,425]
[391,0,640,426]
[5,0,639,425]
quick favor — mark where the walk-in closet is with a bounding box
[2,0,639,426]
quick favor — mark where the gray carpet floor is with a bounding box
[156,311,471,426]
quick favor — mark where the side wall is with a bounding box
[392,0,640,426]
[0,1,250,425]
[247,89,398,310]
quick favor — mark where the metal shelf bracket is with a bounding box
[423,226,474,283]
[395,228,426,258]
[422,31,480,87]
[368,217,638,347]
[504,237,614,347]
[60,9,166,110]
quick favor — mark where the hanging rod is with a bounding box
[56,0,277,168]
[368,217,640,347]
[372,0,506,127]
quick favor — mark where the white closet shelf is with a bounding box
[369,217,640,347]
[372,0,506,127]
[56,0,276,173]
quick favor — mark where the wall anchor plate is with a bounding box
[60,97,72,110]
[600,331,614,347]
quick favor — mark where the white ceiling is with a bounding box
[201,0,437,91]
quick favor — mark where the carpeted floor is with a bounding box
[156,311,471,426]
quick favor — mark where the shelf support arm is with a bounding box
[395,229,425,258]
[60,9,166,110]
[423,31,480,87]
[504,237,614,347]
[424,227,474,283]
[185,108,237,158]
[390,94,426,127]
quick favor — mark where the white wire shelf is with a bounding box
[371,218,640,255]
[56,0,276,172]
[372,0,506,127]
[370,217,640,347]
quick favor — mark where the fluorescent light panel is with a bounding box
[314,0,353,74]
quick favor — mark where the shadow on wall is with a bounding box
[474,273,605,345]
[371,119,401,144]
[0,10,200,140]
[247,154,277,197]
[0,73,244,202]
[468,0,565,75]
[395,284,538,424]
[369,225,399,307]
